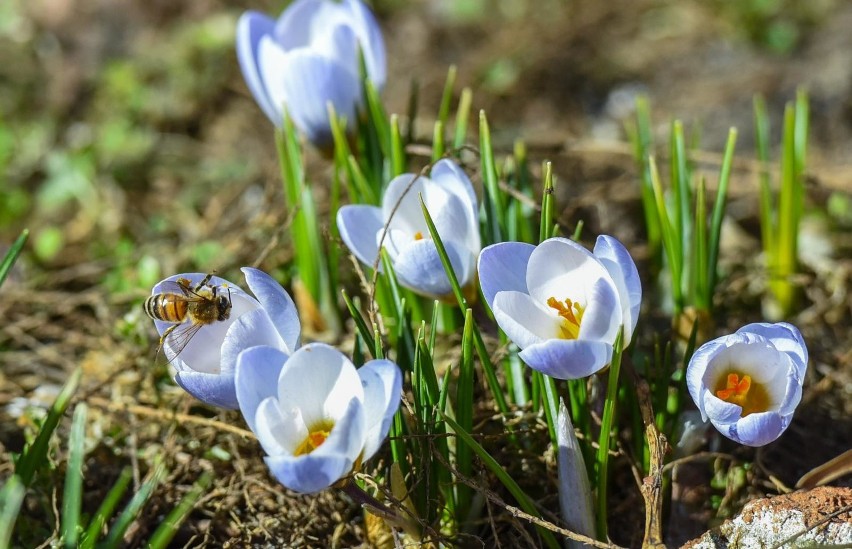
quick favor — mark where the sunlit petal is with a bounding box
[477,242,535,308]
[235,346,289,435]
[519,339,613,379]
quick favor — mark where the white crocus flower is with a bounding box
[478,236,641,379]
[235,343,402,494]
[686,322,807,447]
[337,159,481,299]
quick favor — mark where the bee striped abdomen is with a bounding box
[144,294,188,323]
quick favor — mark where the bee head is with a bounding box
[216,288,232,321]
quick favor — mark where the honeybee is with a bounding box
[144,273,232,362]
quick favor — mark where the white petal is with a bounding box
[358,359,402,461]
[477,242,535,309]
[519,339,612,379]
[686,339,726,420]
[220,308,286,374]
[254,396,303,456]
[236,11,280,125]
[430,159,478,223]
[235,346,289,434]
[337,205,384,269]
[278,343,364,427]
[593,235,641,344]
[274,0,339,50]
[381,173,428,234]
[492,291,559,349]
[575,277,622,344]
[726,412,786,447]
[342,0,386,88]
[557,399,595,543]
[737,322,808,377]
[242,267,301,353]
[526,238,612,310]
[393,239,471,297]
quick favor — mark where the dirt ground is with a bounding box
[1,0,850,546]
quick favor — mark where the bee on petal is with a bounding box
[144,273,232,363]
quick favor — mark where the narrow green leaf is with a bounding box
[455,309,475,520]
[595,331,624,540]
[440,413,561,549]
[147,471,213,549]
[539,161,554,244]
[438,65,457,126]
[0,476,25,548]
[649,157,683,311]
[706,128,738,301]
[16,368,82,486]
[390,114,405,178]
[341,289,378,358]
[406,78,420,145]
[101,464,165,549]
[62,403,87,549]
[453,88,473,151]
[479,110,504,244]
[753,95,775,259]
[364,79,390,160]
[0,229,28,289]
[79,467,132,549]
[694,177,709,310]
[432,120,445,162]
[630,96,661,261]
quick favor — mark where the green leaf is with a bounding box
[0,476,25,548]
[101,463,165,548]
[79,467,132,549]
[595,331,624,540]
[454,309,475,520]
[62,403,88,549]
[453,88,473,151]
[706,128,737,303]
[0,228,28,289]
[146,471,213,549]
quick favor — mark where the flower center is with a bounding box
[414,231,424,240]
[293,420,334,457]
[714,372,770,417]
[547,297,585,340]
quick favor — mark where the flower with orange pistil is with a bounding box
[686,322,808,447]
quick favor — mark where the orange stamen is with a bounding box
[414,231,424,240]
[547,297,584,340]
[294,422,333,456]
[714,372,770,417]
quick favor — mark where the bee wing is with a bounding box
[158,321,205,364]
[156,279,212,302]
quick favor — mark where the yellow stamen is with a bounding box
[293,420,334,456]
[547,297,585,340]
[414,231,424,240]
[714,372,770,417]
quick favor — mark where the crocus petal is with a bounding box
[477,242,535,308]
[220,309,286,374]
[358,359,403,461]
[242,267,301,353]
[685,339,726,420]
[274,0,343,51]
[737,322,808,377]
[278,343,364,427]
[257,41,361,145]
[519,339,613,379]
[526,239,613,309]
[575,277,622,343]
[235,346,289,435]
[393,238,469,297]
[254,397,302,456]
[381,173,428,231]
[724,412,785,447]
[430,159,478,224]
[342,0,386,88]
[173,370,238,410]
[703,393,746,425]
[492,291,557,348]
[337,205,384,268]
[236,11,279,124]
[593,235,642,343]
[557,399,595,546]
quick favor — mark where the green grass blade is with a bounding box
[753,95,775,259]
[539,161,554,244]
[390,114,405,178]
[479,110,504,244]
[79,467,133,549]
[595,331,624,540]
[440,413,561,549]
[438,65,457,127]
[146,471,213,549]
[0,229,28,289]
[364,79,390,160]
[453,88,473,151]
[630,96,661,261]
[0,476,25,548]
[16,368,82,487]
[62,403,87,549]
[455,309,475,520]
[706,128,738,301]
[419,196,509,414]
[341,289,378,358]
[694,177,709,310]
[432,120,445,162]
[406,78,419,145]
[101,463,166,549]
[649,156,683,312]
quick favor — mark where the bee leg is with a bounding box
[194,272,214,292]
[156,324,179,359]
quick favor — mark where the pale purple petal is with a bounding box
[381,173,428,231]
[593,235,642,344]
[254,397,300,456]
[703,393,746,425]
[173,370,238,409]
[685,339,726,421]
[393,238,469,297]
[337,205,384,269]
[358,359,402,461]
[477,242,535,309]
[519,339,613,379]
[235,346,289,435]
[274,0,342,51]
[724,412,785,447]
[737,322,808,377]
[493,290,558,348]
[242,267,300,353]
[236,11,279,124]
[575,277,621,343]
[220,309,286,374]
[430,159,478,223]
[343,0,387,88]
